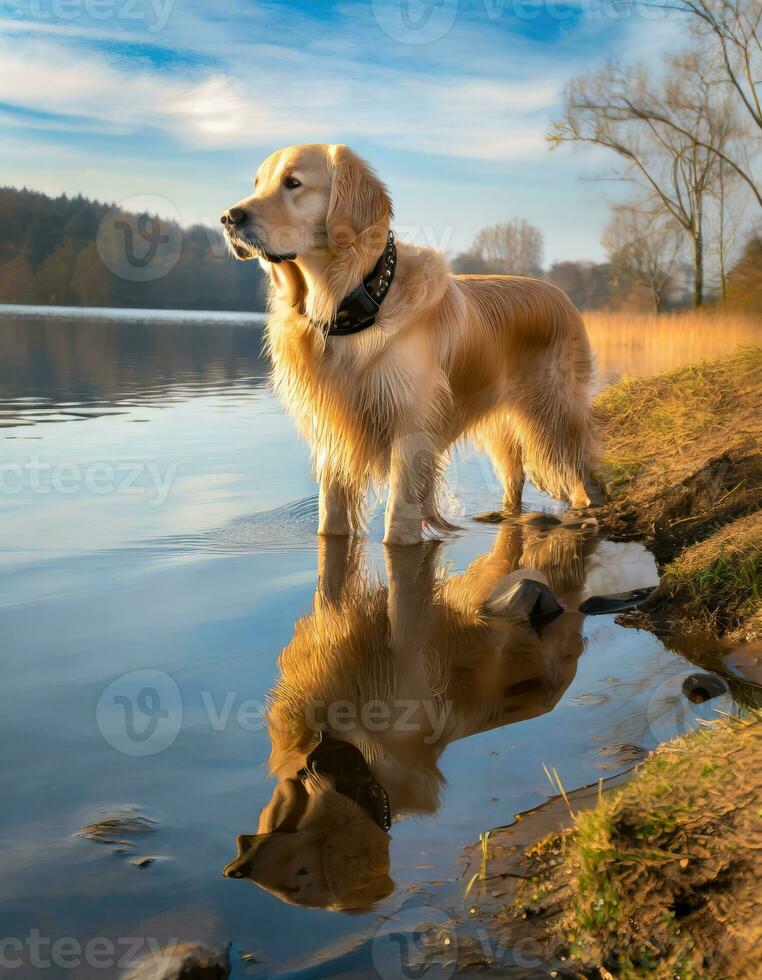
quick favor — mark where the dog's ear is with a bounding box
[325,145,392,251]
[266,258,307,313]
[323,810,394,912]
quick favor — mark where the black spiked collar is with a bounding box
[297,736,391,833]
[324,231,397,337]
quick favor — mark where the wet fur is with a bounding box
[231,145,596,539]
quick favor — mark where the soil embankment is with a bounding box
[593,347,762,641]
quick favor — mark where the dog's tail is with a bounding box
[515,332,597,505]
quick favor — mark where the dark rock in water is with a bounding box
[472,510,564,529]
[579,587,658,616]
[514,511,562,528]
[682,672,730,704]
[473,510,509,524]
[123,942,230,980]
[130,855,161,868]
[561,513,599,531]
[77,808,157,848]
[596,743,649,770]
[482,569,564,626]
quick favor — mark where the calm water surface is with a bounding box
[0,307,744,978]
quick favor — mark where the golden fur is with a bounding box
[222,144,596,545]
[223,526,589,911]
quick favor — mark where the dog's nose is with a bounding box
[222,865,244,878]
[220,207,246,226]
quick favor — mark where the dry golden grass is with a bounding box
[594,346,762,501]
[593,347,762,631]
[585,310,762,388]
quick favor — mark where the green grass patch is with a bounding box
[549,714,762,978]
[663,511,762,631]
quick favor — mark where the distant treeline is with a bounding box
[451,217,762,313]
[4,186,760,316]
[0,187,267,311]
[450,219,680,311]
[0,187,639,316]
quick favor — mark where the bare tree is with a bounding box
[602,203,685,311]
[633,1,762,128]
[708,156,750,297]
[549,50,743,305]
[621,1,761,201]
[450,250,491,274]
[464,219,544,276]
[724,226,762,307]
[545,261,616,309]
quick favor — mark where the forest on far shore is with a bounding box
[1,185,760,315]
[0,187,268,312]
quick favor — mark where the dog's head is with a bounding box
[220,143,392,264]
[222,776,393,913]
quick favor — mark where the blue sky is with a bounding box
[1,0,683,262]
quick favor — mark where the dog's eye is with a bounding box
[295,867,309,876]
[283,175,301,190]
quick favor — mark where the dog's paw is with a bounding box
[317,513,352,536]
[383,519,423,547]
[317,524,352,538]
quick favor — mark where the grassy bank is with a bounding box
[593,347,762,638]
[662,512,762,639]
[510,714,762,979]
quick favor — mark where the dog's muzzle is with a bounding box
[220,209,297,263]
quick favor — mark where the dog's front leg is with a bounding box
[384,434,426,546]
[318,479,353,537]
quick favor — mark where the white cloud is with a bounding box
[0,0,690,260]
[0,28,564,160]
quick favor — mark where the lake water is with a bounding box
[0,306,748,978]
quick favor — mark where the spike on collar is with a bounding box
[324,232,397,337]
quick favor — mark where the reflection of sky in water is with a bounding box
[0,311,737,978]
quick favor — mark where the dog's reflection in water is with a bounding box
[223,523,590,912]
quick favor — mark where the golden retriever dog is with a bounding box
[222,524,589,911]
[221,144,595,545]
